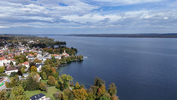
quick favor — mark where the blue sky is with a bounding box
[0,0,177,34]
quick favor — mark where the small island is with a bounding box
[0,34,119,100]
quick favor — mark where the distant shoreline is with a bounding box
[1,33,177,38]
[63,34,177,38]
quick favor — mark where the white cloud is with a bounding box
[90,0,163,6]
[164,17,169,19]
[0,26,10,28]
[62,14,122,23]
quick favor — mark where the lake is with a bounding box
[48,36,177,100]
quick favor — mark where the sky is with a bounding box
[0,0,177,34]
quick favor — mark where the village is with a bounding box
[0,39,71,100]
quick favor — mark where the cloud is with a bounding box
[62,14,122,23]
[0,0,177,34]
[86,0,163,6]
[164,17,169,19]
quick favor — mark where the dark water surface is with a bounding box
[48,36,177,100]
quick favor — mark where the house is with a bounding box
[18,61,29,71]
[5,67,18,76]
[52,54,61,59]
[36,63,44,72]
[61,50,69,57]
[28,56,35,61]
[7,58,16,66]
[19,73,29,80]
[30,93,46,100]
[0,57,7,66]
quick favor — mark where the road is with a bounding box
[0,76,10,91]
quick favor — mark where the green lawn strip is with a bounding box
[41,79,48,84]
[25,86,59,100]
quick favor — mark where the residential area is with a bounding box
[0,37,83,100]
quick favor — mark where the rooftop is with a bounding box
[30,93,45,100]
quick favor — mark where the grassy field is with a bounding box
[25,86,59,100]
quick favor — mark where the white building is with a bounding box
[36,63,44,72]
[5,68,18,76]
[0,57,8,66]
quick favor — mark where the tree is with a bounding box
[63,89,75,100]
[94,76,105,87]
[0,67,4,73]
[100,95,111,100]
[74,82,80,90]
[51,72,59,80]
[17,79,27,91]
[0,90,5,100]
[51,67,56,72]
[61,74,73,82]
[10,72,17,77]
[34,58,42,63]
[41,71,47,80]
[10,61,13,66]
[108,83,117,96]
[47,76,56,86]
[111,95,119,100]
[73,88,88,100]
[26,77,39,91]
[39,82,47,92]
[53,91,63,100]
[17,70,23,76]
[21,67,25,74]
[97,85,106,98]
[87,92,95,100]
[30,66,37,72]
[10,85,28,100]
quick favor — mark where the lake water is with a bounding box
[48,36,177,100]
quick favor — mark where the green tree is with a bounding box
[17,79,27,91]
[108,83,117,96]
[10,61,13,66]
[26,77,39,91]
[0,67,4,73]
[47,76,56,86]
[94,76,105,87]
[21,67,25,74]
[100,95,111,100]
[41,71,47,80]
[51,72,59,80]
[10,85,29,100]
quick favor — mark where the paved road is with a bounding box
[0,76,10,91]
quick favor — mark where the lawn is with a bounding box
[41,79,48,84]
[25,86,59,100]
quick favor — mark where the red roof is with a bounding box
[53,54,58,57]
[0,57,6,60]
[18,61,29,66]
[23,61,29,65]
[6,67,18,71]
[29,54,34,56]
